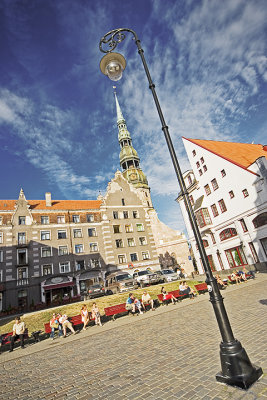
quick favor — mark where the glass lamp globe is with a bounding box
[105,60,124,81]
[100,53,126,81]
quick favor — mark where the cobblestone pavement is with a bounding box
[1,274,267,400]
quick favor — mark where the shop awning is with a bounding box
[43,281,75,290]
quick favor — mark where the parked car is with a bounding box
[87,284,106,299]
[105,271,138,294]
[133,269,161,287]
[159,269,178,283]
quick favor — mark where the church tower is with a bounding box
[114,90,152,208]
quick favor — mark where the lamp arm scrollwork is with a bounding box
[99,28,139,53]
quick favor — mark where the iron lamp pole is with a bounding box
[99,28,262,389]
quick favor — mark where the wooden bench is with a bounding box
[157,290,187,305]
[194,282,208,294]
[104,303,129,320]
[0,328,29,351]
[44,314,93,335]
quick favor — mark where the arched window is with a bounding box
[219,228,237,241]
[252,213,267,228]
[203,240,209,247]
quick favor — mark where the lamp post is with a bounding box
[99,28,262,389]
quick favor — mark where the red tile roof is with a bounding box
[183,138,267,171]
[0,200,102,211]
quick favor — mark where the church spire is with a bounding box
[114,88,149,190]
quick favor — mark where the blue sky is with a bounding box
[0,0,266,233]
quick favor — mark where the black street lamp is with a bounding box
[99,28,262,390]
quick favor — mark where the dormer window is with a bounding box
[19,216,26,225]
[192,150,196,157]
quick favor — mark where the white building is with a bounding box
[177,138,267,274]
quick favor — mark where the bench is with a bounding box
[157,290,187,305]
[194,282,208,294]
[44,313,93,335]
[0,328,29,352]
[104,303,128,320]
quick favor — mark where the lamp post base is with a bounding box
[216,340,263,390]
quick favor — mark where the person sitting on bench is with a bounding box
[9,316,26,352]
[215,274,227,289]
[231,270,241,284]
[161,287,177,304]
[141,291,155,311]
[179,281,196,298]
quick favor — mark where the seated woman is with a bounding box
[215,274,227,290]
[238,269,247,282]
[179,281,196,298]
[161,287,177,304]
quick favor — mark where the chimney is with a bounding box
[262,145,267,152]
[45,192,52,207]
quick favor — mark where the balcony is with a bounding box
[17,241,29,248]
[17,278,29,286]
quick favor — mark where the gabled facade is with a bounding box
[177,138,267,274]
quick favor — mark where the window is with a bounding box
[252,213,267,228]
[203,240,209,248]
[118,254,126,264]
[41,231,50,240]
[58,230,67,239]
[0,250,3,262]
[18,232,26,245]
[122,198,125,206]
[210,233,216,244]
[239,219,248,232]
[72,215,80,223]
[115,239,123,248]
[204,184,211,196]
[87,214,94,222]
[217,252,224,270]
[208,255,216,272]
[192,150,196,156]
[17,249,27,265]
[123,211,129,219]
[125,224,133,233]
[211,204,219,217]
[203,165,207,172]
[199,169,203,176]
[130,253,138,262]
[90,259,100,269]
[221,169,226,177]
[200,157,204,164]
[0,216,2,225]
[41,247,52,258]
[260,238,267,257]
[76,260,85,271]
[229,190,234,199]
[73,229,82,238]
[113,225,121,234]
[18,267,27,279]
[139,237,147,246]
[248,242,259,263]
[196,161,200,168]
[42,264,52,276]
[225,246,247,268]
[133,211,139,219]
[75,244,84,254]
[41,216,49,224]
[113,211,119,219]
[195,208,212,228]
[59,262,70,273]
[88,228,97,237]
[219,228,237,241]
[136,223,144,232]
[17,289,27,307]
[211,178,219,191]
[142,251,150,260]
[188,175,192,185]
[242,189,249,198]
[57,215,65,224]
[127,238,135,247]
[90,243,98,252]
[218,199,227,213]
[0,232,2,243]
[58,245,68,256]
[189,195,194,206]
[19,216,25,225]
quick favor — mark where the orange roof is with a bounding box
[184,138,267,171]
[0,200,102,211]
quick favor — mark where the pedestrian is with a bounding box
[9,316,26,352]
[91,303,102,326]
[49,313,61,339]
[81,304,89,330]
[60,314,76,337]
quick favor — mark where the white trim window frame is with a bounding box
[57,230,67,239]
[17,248,28,265]
[59,261,70,273]
[139,236,147,246]
[17,266,28,279]
[41,230,51,241]
[88,228,97,237]
[0,232,3,244]
[125,224,133,233]
[73,228,83,238]
[0,216,2,225]
[41,246,52,258]
[142,251,150,260]
[0,250,3,262]
[127,238,135,247]
[130,253,138,262]
[41,216,49,225]
[87,214,94,222]
[18,232,26,245]
[118,254,127,264]
[42,264,53,276]
[58,245,68,256]
[72,215,80,223]
[57,215,65,224]
[90,242,98,252]
[75,244,84,254]
[136,223,144,232]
